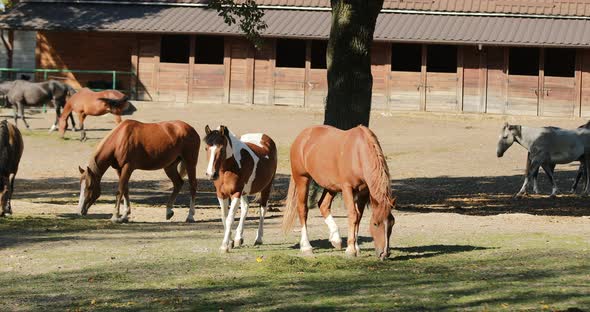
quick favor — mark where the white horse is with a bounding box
[497,122,590,198]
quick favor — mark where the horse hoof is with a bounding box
[331,241,342,250]
[254,239,263,246]
[166,211,174,220]
[234,238,243,247]
[110,217,122,223]
[229,240,235,249]
[301,248,314,256]
[185,218,196,223]
[345,247,357,258]
[219,245,230,253]
[118,217,129,223]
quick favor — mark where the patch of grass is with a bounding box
[0,215,588,311]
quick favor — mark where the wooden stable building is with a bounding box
[3,0,590,117]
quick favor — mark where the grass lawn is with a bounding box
[1,214,588,311]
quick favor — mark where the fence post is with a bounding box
[112,71,117,90]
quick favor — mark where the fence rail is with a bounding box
[0,68,135,92]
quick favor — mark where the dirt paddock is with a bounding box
[1,103,589,310]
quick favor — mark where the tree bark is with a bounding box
[324,0,384,129]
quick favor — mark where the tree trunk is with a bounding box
[324,0,383,129]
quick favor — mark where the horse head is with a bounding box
[369,196,396,260]
[204,125,233,180]
[497,122,520,158]
[77,165,101,215]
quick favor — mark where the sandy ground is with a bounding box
[2,103,590,257]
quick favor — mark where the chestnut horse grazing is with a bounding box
[203,125,277,252]
[0,120,23,217]
[282,125,396,260]
[77,120,200,223]
[59,88,136,141]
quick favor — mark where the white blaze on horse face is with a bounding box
[77,180,86,212]
[206,145,218,176]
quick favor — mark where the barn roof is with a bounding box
[2,1,590,47]
[19,0,590,17]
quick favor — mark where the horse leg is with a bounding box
[354,192,370,257]
[12,104,18,127]
[79,113,87,141]
[515,154,533,198]
[69,112,76,131]
[185,159,198,223]
[254,181,273,246]
[517,156,543,198]
[233,196,249,247]
[50,105,60,132]
[294,176,312,255]
[318,189,342,250]
[582,154,590,196]
[6,173,16,215]
[163,161,184,221]
[220,195,241,252]
[112,166,132,223]
[218,196,229,231]
[571,161,584,193]
[343,187,360,257]
[18,102,29,129]
[541,163,558,198]
[0,175,9,217]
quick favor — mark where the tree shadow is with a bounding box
[394,169,590,216]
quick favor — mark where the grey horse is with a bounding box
[0,79,76,129]
[497,122,590,198]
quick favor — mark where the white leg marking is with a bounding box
[49,123,57,132]
[234,196,249,244]
[206,145,217,176]
[300,225,312,252]
[121,196,130,219]
[324,214,342,245]
[254,205,267,245]
[220,197,240,252]
[186,196,196,222]
[218,197,229,231]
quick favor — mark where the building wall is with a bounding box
[0,30,37,79]
[36,31,135,89]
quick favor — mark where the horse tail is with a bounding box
[0,120,10,177]
[281,175,299,234]
[358,126,393,219]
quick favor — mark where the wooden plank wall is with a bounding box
[253,40,274,105]
[136,36,159,101]
[36,31,135,90]
[581,50,590,118]
[227,38,253,104]
[462,46,484,113]
[371,43,389,110]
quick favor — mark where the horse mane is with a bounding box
[98,94,129,107]
[358,126,393,219]
[0,120,10,176]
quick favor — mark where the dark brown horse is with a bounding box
[59,88,136,141]
[204,125,277,252]
[0,120,23,217]
[282,125,396,260]
[77,120,200,223]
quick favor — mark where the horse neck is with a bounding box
[225,131,256,170]
[88,152,110,181]
[515,126,537,150]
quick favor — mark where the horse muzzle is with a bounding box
[376,248,390,261]
[205,172,219,181]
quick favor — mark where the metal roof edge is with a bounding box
[19,0,590,20]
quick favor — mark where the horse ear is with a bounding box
[78,166,85,174]
[503,122,509,128]
[205,125,211,135]
[222,126,229,136]
[391,196,397,207]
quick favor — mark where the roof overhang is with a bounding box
[2,2,590,47]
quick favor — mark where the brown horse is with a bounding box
[282,125,396,260]
[77,120,200,223]
[203,125,277,252]
[0,120,23,217]
[59,88,136,141]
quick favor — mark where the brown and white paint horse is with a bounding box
[59,88,136,141]
[204,125,277,252]
[77,120,200,223]
[282,125,396,260]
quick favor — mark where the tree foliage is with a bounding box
[208,0,267,48]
